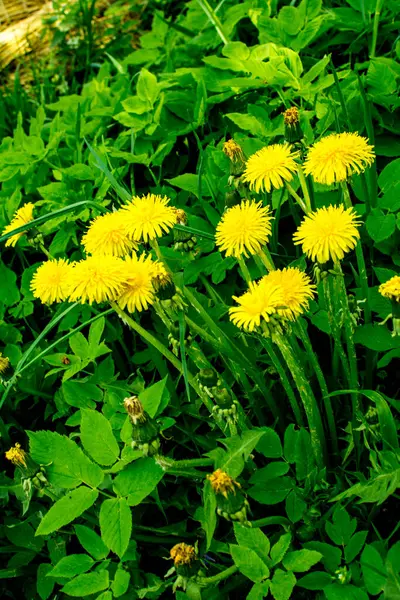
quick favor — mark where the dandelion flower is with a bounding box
[304,132,375,185]
[293,205,361,264]
[2,203,34,247]
[229,280,284,332]
[170,543,197,567]
[242,144,299,193]
[31,259,74,304]
[68,255,126,304]
[5,443,27,467]
[121,194,177,242]
[379,276,400,303]
[0,353,10,374]
[117,254,155,313]
[82,211,137,257]
[216,200,273,258]
[207,469,240,498]
[262,267,315,320]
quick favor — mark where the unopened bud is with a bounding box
[123,396,146,424]
[283,107,303,144]
[223,139,246,175]
[198,368,218,388]
[0,353,10,374]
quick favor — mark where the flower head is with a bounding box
[229,280,284,332]
[283,107,300,126]
[82,211,137,257]
[223,139,245,161]
[262,267,315,320]
[208,469,240,498]
[2,203,34,247]
[121,194,177,242]
[0,353,10,374]
[216,200,273,258]
[170,543,197,567]
[68,255,126,304]
[117,253,155,313]
[242,144,299,193]
[174,209,188,225]
[123,396,146,424]
[304,132,375,185]
[379,276,400,303]
[5,443,27,467]
[293,205,361,264]
[31,259,74,304]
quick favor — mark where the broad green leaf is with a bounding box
[283,425,299,463]
[111,567,131,597]
[270,568,296,600]
[250,462,289,483]
[139,377,169,418]
[297,571,332,590]
[248,476,293,505]
[63,164,94,180]
[295,428,314,480]
[230,545,270,583]
[28,430,103,489]
[366,209,396,243]
[304,542,342,573]
[234,523,270,565]
[74,525,109,560]
[285,490,307,523]
[246,581,270,600]
[137,69,159,106]
[80,409,119,466]
[324,583,369,600]
[282,549,322,572]
[257,427,282,458]
[37,564,54,600]
[325,506,357,546]
[202,479,217,551]
[113,458,164,505]
[354,323,400,351]
[361,544,387,595]
[219,430,266,478]
[61,570,109,597]
[270,533,292,566]
[48,554,94,578]
[99,497,132,558]
[344,531,368,563]
[0,260,20,307]
[36,487,98,536]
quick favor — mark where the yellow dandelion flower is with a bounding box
[215,200,273,258]
[242,144,300,193]
[0,353,10,374]
[229,280,284,332]
[304,132,375,185]
[207,469,240,498]
[293,205,361,264]
[82,211,138,257]
[262,267,315,320]
[170,543,197,566]
[379,276,400,303]
[68,255,126,304]
[30,259,74,304]
[2,203,35,247]
[121,194,177,242]
[117,254,155,313]
[5,443,27,467]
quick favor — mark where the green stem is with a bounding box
[370,0,385,58]
[285,182,308,213]
[169,458,214,469]
[195,0,229,45]
[297,167,312,212]
[250,516,291,529]
[322,276,351,387]
[294,321,338,455]
[197,565,238,586]
[257,247,275,272]
[260,338,304,426]
[38,242,53,260]
[274,334,326,468]
[237,256,252,285]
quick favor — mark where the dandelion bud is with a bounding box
[283,107,303,144]
[0,353,10,374]
[152,266,176,301]
[123,396,160,457]
[224,190,241,209]
[170,543,199,578]
[124,396,146,424]
[5,443,27,468]
[213,387,232,408]
[208,469,249,524]
[198,368,218,388]
[223,139,246,176]
[174,209,188,226]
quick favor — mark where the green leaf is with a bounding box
[111,567,131,597]
[219,430,266,478]
[234,523,270,565]
[62,381,101,409]
[139,377,169,418]
[63,164,94,180]
[325,506,357,546]
[283,425,299,463]
[37,564,55,600]
[230,545,270,583]
[28,430,103,489]
[246,581,270,600]
[61,570,109,597]
[354,323,400,351]
[80,409,119,466]
[296,571,332,590]
[270,533,292,566]
[36,487,98,536]
[324,583,369,600]
[366,209,396,242]
[74,525,109,560]
[256,428,283,458]
[295,428,314,480]
[250,462,290,483]
[137,69,159,106]
[166,174,205,199]
[113,458,164,505]
[99,497,132,558]
[303,542,342,573]
[285,490,307,523]
[270,568,296,600]
[344,531,368,563]
[48,554,94,578]
[283,549,322,572]
[202,479,217,551]
[361,544,387,595]
[248,476,293,505]
[0,260,20,307]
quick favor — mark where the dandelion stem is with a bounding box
[285,182,308,213]
[297,167,312,212]
[370,0,384,58]
[237,256,252,284]
[257,247,275,272]
[197,565,238,585]
[322,276,351,386]
[273,333,326,468]
[38,243,53,260]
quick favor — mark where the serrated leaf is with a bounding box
[113,458,164,505]
[99,497,132,558]
[270,568,296,600]
[219,430,265,478]
[344,531,368,563]
[361,544,386,595]
[304,542,341,573]
[325,506,357,546]
[74,525,109,560]
[36,487,98,536]
[246,581,270,600]
[80,409,119,466]
[48,554,94,578]
[230,545,270,583]
[297,571,332,590]
[234,523,270,565]
[139,377,169,418]
[61,570,109,597]
[270,533,291,566]
[111,567,131,597]
[283,549,322,572]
